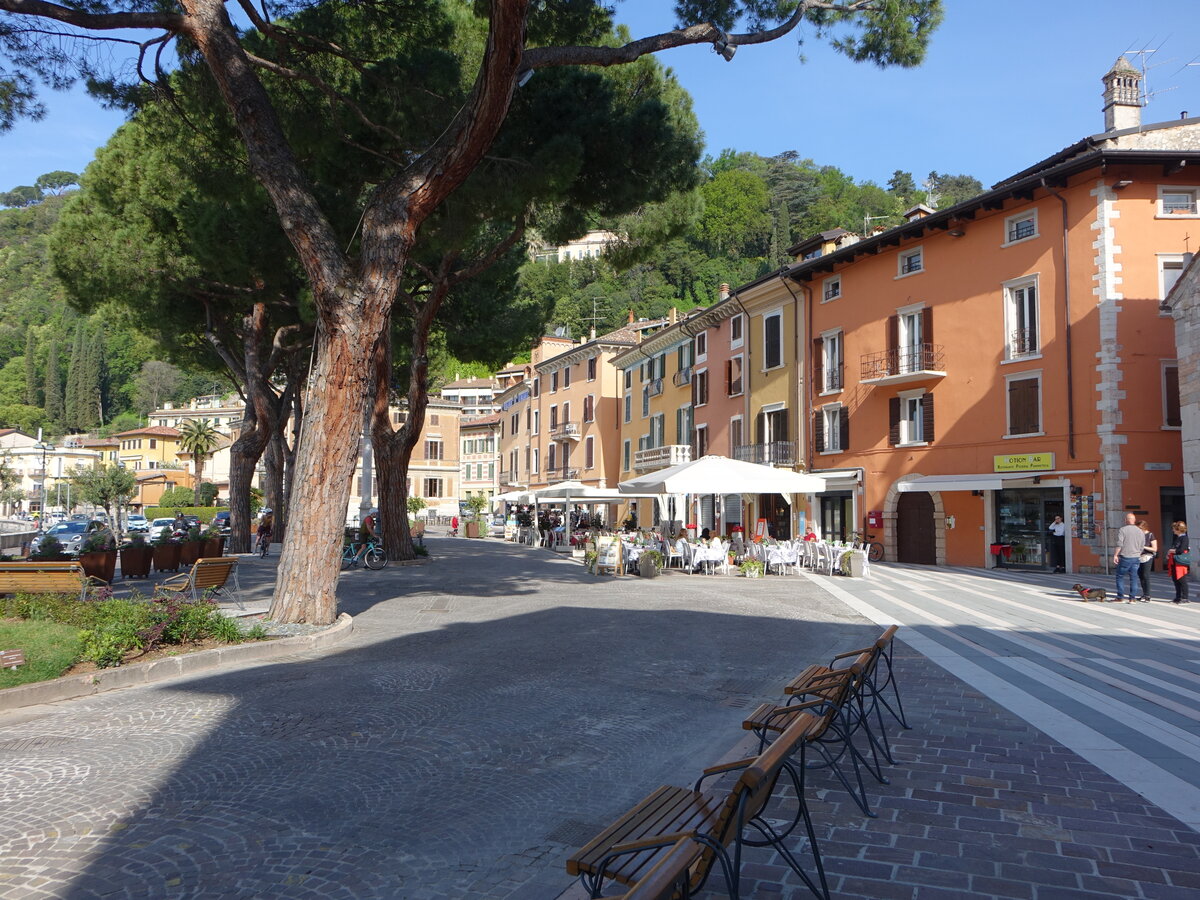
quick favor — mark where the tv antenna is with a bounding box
[584,295,605,337]
[1124,42,1181,106]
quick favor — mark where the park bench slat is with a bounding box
[0,562,90,600]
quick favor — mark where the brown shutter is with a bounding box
[838,408,849,451]
[922,306,933,345]
[922,393,935,442]
[1166,365,1181,427]
[778,408,789,444]
[813,411,824,453]
[812,338,823,391]
[756,411,766,443]
[889,397,901,446]
[1008,378,1039,435]
[726,359,733,396]
[887,314,899,375]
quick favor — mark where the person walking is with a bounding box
[256,508,274,557]
[1168,520,1190,604]
[1136,519,1157,602]
[1113,512,1145,603]
[1048,515,1067,572]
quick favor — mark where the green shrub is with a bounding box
[79,622,144,668]
[144,506,221,524]
[413,544,429,557]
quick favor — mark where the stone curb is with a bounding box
[0,612,354,713]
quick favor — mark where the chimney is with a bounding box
[627,308,635,325]
[589,326,596,341]
[719,283,730,301]
[668,307,678,324]
[1102,56,1142,132]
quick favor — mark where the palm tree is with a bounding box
[178,419,221,506]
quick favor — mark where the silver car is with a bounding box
[37,521,88,556]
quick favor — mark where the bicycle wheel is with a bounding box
[868,542,884,563]
[341,546,354,569]
[260,536,269,558]
[364,545,387,570]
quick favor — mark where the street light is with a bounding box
[34,439,54,532]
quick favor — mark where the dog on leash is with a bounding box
[1073,583,1108,602]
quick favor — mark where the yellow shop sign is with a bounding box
[993,453,1054,472]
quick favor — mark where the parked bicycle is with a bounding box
[342,538,387,570]
[851,530,885,562]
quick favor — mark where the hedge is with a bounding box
[144,506,226,523]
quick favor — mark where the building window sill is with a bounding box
[896,441,929,448]
[1003,431,1044,439]
[1001,234,1039,249]
[1162,425,1182,431]
[819,389,842,397]
[894,269,924,281]
[1001,353,1043,365]
[819,448,842,455]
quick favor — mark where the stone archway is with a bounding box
[882,475,947,566]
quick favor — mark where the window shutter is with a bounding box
[1008,379,1039,435]
[778,408,789,444]
[756,411,766,443]
[887,314,899,375]
[922,307,933,346]
[922,393,935,442]
[1166,366,1182,426]
[838,408,849,451]
[888,397,901,446]
[813,411,825,453]
[726,359,733,395]
[813,338,823,391]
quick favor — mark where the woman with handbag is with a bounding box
[1168,521,1190,604]
[1136,520,1157,602]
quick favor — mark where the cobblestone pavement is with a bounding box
[0,537,869,899]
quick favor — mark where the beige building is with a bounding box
[460,413,501,504]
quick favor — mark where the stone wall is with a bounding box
[1169,254,1200,533]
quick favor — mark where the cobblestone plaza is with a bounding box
[2,538,1199,898]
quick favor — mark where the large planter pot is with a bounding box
[153,543,182,573]
[202,538,222,558]
[180,541,203,566]
[465,521,481,539]
[638,555,660,579]
[119,546,154,579]
[80,550,117,584]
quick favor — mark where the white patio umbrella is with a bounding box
[618,455,826,496]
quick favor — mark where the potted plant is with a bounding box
[30,533,70,561]
[79,529,118,583]
[638,549,664,578]
[180,525,204,565]
[739,559,765,579]
[583,549,598,574]
[152,531,182,573]
[119,532,153,578]
[201,525,223,558]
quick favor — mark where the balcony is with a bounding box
[647,378,664,398]
[859,343,946,386]
[550,421,582,442]
[822,365,844,392]
[672,367,692,387]
[734,441,798,467]
[633,444,691,474]
[498,469,521,487]
[1006,328,1039,360]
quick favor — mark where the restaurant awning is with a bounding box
[618,455,826,496]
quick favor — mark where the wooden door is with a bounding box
[897,491,936,564]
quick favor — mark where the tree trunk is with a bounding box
[227,441,261,553]
[268,288,394,624]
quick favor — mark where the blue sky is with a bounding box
[2,1,1199,191]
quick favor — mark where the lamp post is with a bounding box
[34,439,54,533]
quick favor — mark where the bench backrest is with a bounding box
[191,557,237,590]
[0,562,86,593]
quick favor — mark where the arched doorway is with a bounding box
[897,491,936,564]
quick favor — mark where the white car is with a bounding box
[150,517,177,541]
[488,514,507,538]
[126,514,149,533]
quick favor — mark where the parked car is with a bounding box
[488,514,507,538]
[36,521,88,556]
[126,514,149,533]
[212,510,231,535]
[150,517,177,541]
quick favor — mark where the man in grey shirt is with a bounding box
[1113,512,1145,602]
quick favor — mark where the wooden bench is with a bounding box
[567,710,829,900]
[1,649,26,670]
[0,561,91,601]
[157,557,243,609]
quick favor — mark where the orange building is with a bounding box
[775,60,1198,571]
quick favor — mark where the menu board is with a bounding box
[754,518,768,542]
[595,535,620,574]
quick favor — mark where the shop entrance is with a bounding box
[995,488,1061,569]
[896,491,935,564]
[819,492,853,543]
[757,493,791,540]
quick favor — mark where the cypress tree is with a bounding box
[64,325,84,431]
[43,342,64,429]
[23,332,38,407]
[80,327,106,429]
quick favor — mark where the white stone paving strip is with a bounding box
[1052,657,1200,723]
[804,570,1200,833]
[1087,656,1200,704]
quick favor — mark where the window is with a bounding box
[511,412,519,434]
[889,306,931,374]
[623,439,631,472]
[424,477,443,498]
[585,436,595,469]
[823,275,842,302]
[526,407,531,431]
[889,390,933,446]
[532,448,539,474]
[694,424,708,459]
[583,394,595,423]
[1164,363,1181,428]
[1161,255,1186,300]
[818,331,843,392]
[898,246,923,277]
[1004,210,1038,244]
[149,438,157,449]
[730,314,744,348]
[587,356,597,381]
[1005,278,1039,359]
[562,401,571,426]
[676,341,693,374]
[532,410,539,435]
[764,311,783,369]
[1158,186,1200,216]
[726,356,744,397]
[551,371,559,392]
[548,443,556,472]
[692,369,709,407]
[642,385,650,418]
[623,392,631,423]
[563,366,571,389]
[694,331,707,361]
[549,405,558,429]
[814,406,847,453]
[533,377,540,398]
[424,440,443,460]
[670,408,687,447]
[1006,374,1041,436]
[430,415,439,426]
[623,369,632,389]
[729,417,743,455]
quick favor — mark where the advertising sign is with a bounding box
[993,453,1054,472]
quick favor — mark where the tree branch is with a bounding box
[448,220,526,287]
[0,0,183,32]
